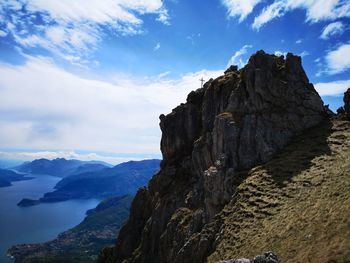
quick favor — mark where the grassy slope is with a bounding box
[208,118,350,263]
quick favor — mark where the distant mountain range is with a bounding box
[0,158,113,189]
[0,169,33,187]
[15,158,112,178]
[0,159,25,169]
[18,159,161,206]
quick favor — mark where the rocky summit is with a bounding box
[99,51,348,263]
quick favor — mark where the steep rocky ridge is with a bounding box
[344,88,350,118]
[100,51,329,263]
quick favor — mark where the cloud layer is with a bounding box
[314,79,350,96]
[0,0,169,63]
[221,0,262,21]
[222,0,350,30]
[0,56,222,156]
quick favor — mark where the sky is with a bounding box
[0,0,349,165]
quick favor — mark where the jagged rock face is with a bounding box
[344,88,350,118]
[100,51,326,263]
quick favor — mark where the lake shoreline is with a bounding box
[0,174,101,263]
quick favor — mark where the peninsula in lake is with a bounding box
[17,159,160,206]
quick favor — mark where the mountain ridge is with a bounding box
[99,51,349,263]
[17,159,161,206]
[15,158,112,178]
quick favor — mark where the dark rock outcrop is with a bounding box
[100,51,326,263]
[344,88,350,118]
[220,251,279,263]
[17,198,40,207]
[335,88,350,119]
[324,104,335,117]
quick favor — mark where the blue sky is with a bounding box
[0,0,349,164]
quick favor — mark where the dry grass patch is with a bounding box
[208,119,350,263]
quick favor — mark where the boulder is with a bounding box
[220,251,279,263]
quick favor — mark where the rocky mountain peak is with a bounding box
[100,51,327,263]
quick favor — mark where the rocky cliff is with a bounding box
[99,51,329,263]
[344,88,350,118]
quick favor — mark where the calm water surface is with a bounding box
[0,174,101,262]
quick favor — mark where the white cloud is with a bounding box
[157,71,171,79]
[0,30,7,37]
[296,39,302,44]
[221,0,262,21]
[251,0,350,30]
[0,56,223,156]
[296,0,350,22]
[186,33,201,45]
[325,43,350,74]
[0,0,169,63]
[13,25,100,62]
[320,21,345,39]
[227,45,253,68]
[25,0,137,24]
[315,79,350,96]
[154,42,161,51]
[156,8,170,25]
[274,50,287,57]
[299,51,310,57]
[252,1,286,30]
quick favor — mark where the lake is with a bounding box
[0,174,101,263]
